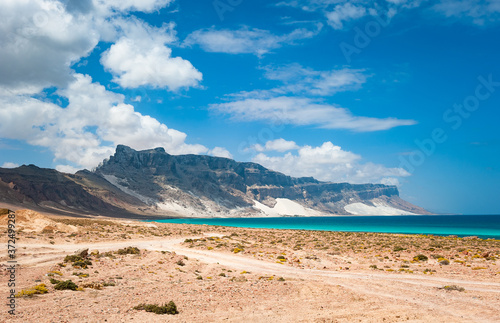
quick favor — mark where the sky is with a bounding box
[0,0,499,215]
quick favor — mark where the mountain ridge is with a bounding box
[0,145,430,218]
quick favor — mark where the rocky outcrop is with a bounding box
[0,145,430,217]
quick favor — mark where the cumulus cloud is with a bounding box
[0,0,98,94]
[252,139,300,152]
[100,21,202,90]
[0,74,209,170]
[253,141,410,184]
[183,24,322,56]
[0,1,201,93]
[1,162,20,169]
[211,96,416,132]
[209,147,233,159]
[0,0,212,170]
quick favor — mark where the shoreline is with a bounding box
[149,214,500,240]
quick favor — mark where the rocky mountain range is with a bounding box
[0,145,430,218]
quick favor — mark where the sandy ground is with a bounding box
[1,210,499,322]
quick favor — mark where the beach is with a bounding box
[1,211,500,322]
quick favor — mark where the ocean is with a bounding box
[150,215,500,239]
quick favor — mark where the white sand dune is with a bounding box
[253,198,322,216]
[344,202,416,215]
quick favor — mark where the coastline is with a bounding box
[150,214,500,240]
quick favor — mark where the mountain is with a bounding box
[0,145,430,218]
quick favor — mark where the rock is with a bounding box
[482,252,490,258]
[75,248,89,258]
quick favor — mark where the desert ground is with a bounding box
[1,209,500,322]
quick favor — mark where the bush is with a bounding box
[64,255,83,263]
[81,282,103,290]
[72,260,92,269]
[54,280,78,291]
[440,285,464,292]
[393,246,406,252]
[116,247,140,255]
[438,258,450,265]
[15,284,48,297]
[413,254,428,262]
[134,301,179,315]
[176,259,185,266]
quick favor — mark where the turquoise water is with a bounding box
[150,215,500,239]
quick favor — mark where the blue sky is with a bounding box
[0,0,499,214]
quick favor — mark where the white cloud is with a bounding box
[55,164,81,174]
[262,64,367,96]
[326,3,367,29]
[0,74,209,170]
[253,141,409,184]
[211,96,416,132]
[183,24,322,56]
[0,1,201,94]
[214,64,413,132]
[93,0,173,13]
[1,162,19,169]
[432,0,500,25]
[252,139,300,152]
[278,0,500,28]
[100,21,202,90]
[0,0,212,170]
[209,147,233,159]
[0,0,98,94]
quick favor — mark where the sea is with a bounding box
[150,215,500,239]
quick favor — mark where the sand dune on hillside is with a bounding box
[0,209,77,233]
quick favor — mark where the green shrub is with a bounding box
[438,258,450,265]
[116,247,140,255]
[15,284,48,297]
[440,285,464,292]
[413,254,428,262]
[72,260,92,269]
[54,280,78,291]
[64,255,83,263]
[134,301,178,315]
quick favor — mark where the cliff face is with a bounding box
[0,145,429,218]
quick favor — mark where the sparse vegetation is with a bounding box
[116,246,140,255]
[440,285,465,292]
[413,254,428,262]
[54,280,79,291]
[15,284,48,297]
[133,302,179,315]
